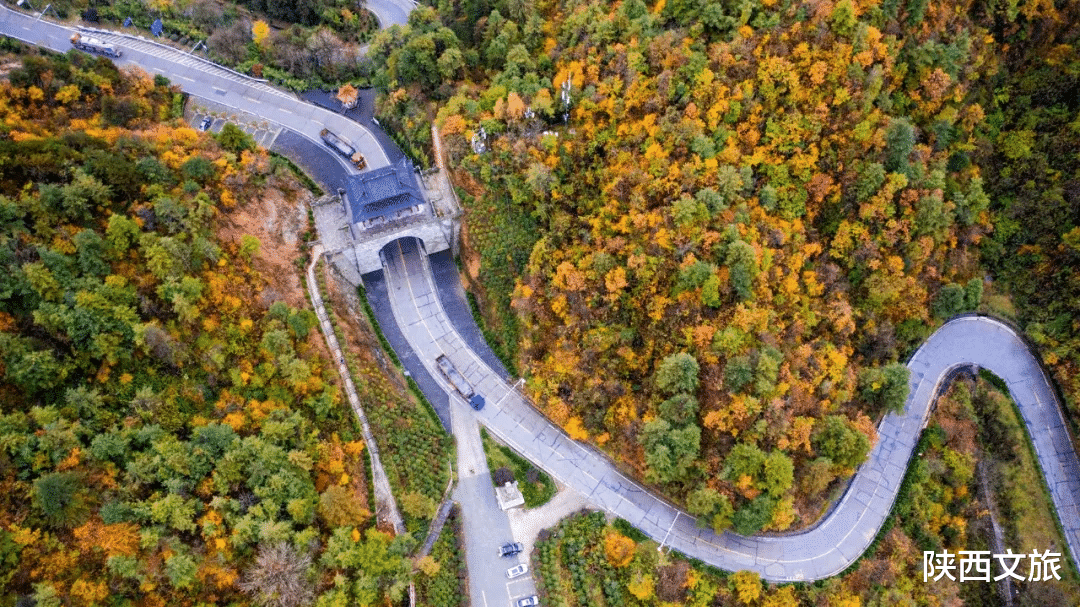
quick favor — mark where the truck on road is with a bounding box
[319,128,367,169]
[70,33,122,58]
[436,354,485,410]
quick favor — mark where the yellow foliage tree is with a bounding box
[506,92,526,121]
[442,114,467,136]
[252,20,270,47]
[731,570,761,605]
[830,594,862,607]
[627,573,655,600]
[766,497,796,532]
[417,555,441,577]
[565,416,589,441]
[603,531,636,568]
[605,266,628,293]
[554,261,586,291]
[70,579,109,607]
[54,84,80,105]
[337,83,360,110]
[546,397,570,425]
[761,585,799,607]
[74,519,140,558]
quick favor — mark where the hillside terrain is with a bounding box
[0,49,419,606]
[376,0,1080,539]
[0,0,1078,604]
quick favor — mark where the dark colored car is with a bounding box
[498,542,523,557]
[199,116,212,131]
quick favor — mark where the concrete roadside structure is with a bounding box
[305,244,405,536]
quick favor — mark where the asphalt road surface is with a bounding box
[364,0,416,29]
[381,238,539,605]
[0,6,388,172]
[380,237,1080,582]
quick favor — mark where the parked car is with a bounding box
[506,564,528,579]
[199,116,212,131]
[469,394,486,411]
[498,542,523,557]
[516,596,539,607]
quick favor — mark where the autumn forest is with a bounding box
[374,0,1080,602]
[385,0,1080,533]
[1,0,1079,604]
[0,46,456,605]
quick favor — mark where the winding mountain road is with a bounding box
[364,0,416,28]
[0,5,389,171]
[2,3,1078,583]
[381,238,1080,581]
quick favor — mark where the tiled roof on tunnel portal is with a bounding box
[345,157,425,223]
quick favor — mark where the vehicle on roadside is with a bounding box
[506,564,528,579]
[516,596,539,607]
[436,354,485,410]
[319,128,367,169]
[199,116,212,131]
[70,32,122,58]
[498,542,523,557]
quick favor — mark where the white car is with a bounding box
[516,596,539,607]
[505,563,529,579]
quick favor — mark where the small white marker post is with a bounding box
[494,378,525,407]
[659,512,680,552]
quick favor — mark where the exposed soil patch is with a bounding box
[458,221,481,282]
[450,166,483,198]
[216,183,310,310]
[0,60,23,81]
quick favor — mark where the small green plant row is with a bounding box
[353,375,450,505]
[315,281,442,541]
[269,151,325,197]
[354,284,445,431]
[464,289,519,378]
[533,511,624,607]
[534,532,571,607]
[416,505,468,607]
[356,284,402,367]
[313,262,450,525]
